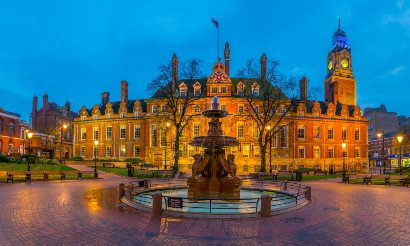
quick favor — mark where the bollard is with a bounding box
[119,183,125,201]
[152,192,162,215]
[144,178,149,189]
[260,194,271,218]
[305,185,311,201]
[282,180,287,190]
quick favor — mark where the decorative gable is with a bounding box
[313,101,321,118]
[79,106,88,116]
[92,104,100,116]
[327,102,335,119]
[251,82,260,96]
[179,82,187,96]
[105,102,113,115]
[207,61,231,83]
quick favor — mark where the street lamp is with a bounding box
[266,126,272,173]
[377,132,385,174]
[165,123,170,170]
[61,124,67,165]
[342,142,346,182]
[397,136,403,175]
[94,140,99,173]
[27,131,33,171]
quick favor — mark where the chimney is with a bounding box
[260,53,267,82]
[65,101,71,112]
[32,95,38,129]
[300,77,307,100]
[172,53,178,90]
[121,81,128,104]
[101,92,110,104]
[43,93,48,117]
[224,42,230,76]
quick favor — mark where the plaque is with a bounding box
[168,198,183,208]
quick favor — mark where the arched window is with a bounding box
[9,121,14,133]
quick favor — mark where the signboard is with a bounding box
[168,198,183,208]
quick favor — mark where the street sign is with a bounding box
[168,198,183,208]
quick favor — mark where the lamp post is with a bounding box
[164,123,170,170]
[342,143,346,182]
[94,140,98,173]
[266,126,272,173]
[397,136,403,175]
[27,131,33,171]
[377,132,385,174]
[61,124,67,165]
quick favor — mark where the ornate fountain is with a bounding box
[187,96,242,199]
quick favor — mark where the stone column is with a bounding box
[282,180,287,190]
[260,194,271,218]
[305,185,311,201]
[119,183,125,201]
[152,192,162,215]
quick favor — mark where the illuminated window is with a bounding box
[134,125,141,138]
[119,145,126,157]
[355,147,360,158]
[106,127,112,139]
[134,146,140,157]
[93,146,98,157]
[93,127,98,140]
[238,105,244,113]
[194,105,200,113]
[106,146,111,157]
[152,105,158,114]
[313,126,320,139]
[313,146,320,158]
[328,147,334,158]
[237,122,244,138]
[193,122,200,137]
[355,129,360,141]
[298,146,305,158]
[81,116,86,121]
[342,127,348,141]
[328,127,334,140]
[161,105,167,113]
[120,126,126,139]
[212,87,218,93]
[298,125,305,139]
[81,128,86,140]
[221,104,226,111]
[221,87,227,93]
[80,146,86,157]
[151,125,157,147]
[243,146,250,158]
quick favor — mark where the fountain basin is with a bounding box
[202,109,229,118]
[190,135,239,148]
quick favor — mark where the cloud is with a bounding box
[390,66,404,75]
[382,9,410,26]
[398,0,404,8]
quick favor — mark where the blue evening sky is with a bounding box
[0,0,409,122]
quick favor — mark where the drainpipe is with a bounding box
[128,121,131,157]
[114,122,116,157]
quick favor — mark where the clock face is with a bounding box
[328,60,332,70]
[341,58,349,68]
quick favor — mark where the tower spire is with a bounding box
[338,15,341,28]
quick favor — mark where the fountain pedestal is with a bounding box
[187,177,242,199]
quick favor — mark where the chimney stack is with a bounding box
[42,93,48,129]
[32,95,38,129]
[300,77,307,100]
[224,42,230,76]
[260,53,267,82]
[121,81,128,104]
[101,92,110,104]
[65,101,71,112]
[172,53,178,90]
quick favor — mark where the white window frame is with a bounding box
[106,126,112,139]
[237,122,245,138]
[243,145,249,158]
[328,147,334,158]
[106,146,112,157]
[313,146,320,158]
[119,145,126,157]
[134,145,140,157]
[193,122,200,137]
[80,146,86,157]
[81,128,86,140]
[93,127,98,140]
[298,125,305,139]
[152,105,158,114]
[120,126,126,139]
[298,146,305,159]
[313,126,320,139]
[134,125,141,139]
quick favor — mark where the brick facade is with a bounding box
[0,107,29,156]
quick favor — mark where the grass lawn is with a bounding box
[95,167,174,178]
[260,174,343,181]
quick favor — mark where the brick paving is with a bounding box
[1,166,410,245]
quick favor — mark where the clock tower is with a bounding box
[324,22,357,106]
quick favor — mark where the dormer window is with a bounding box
[212,87,217,93]
[93,115,98,120]
[237,88,243,96]
[221,87,227,93]
[299,112,304,117]
[81,116,86,121]
[194,105,200,113]
[237,82,245,96]
[120,113,125,118]
[107,114,111,119]
[254,106,259,114]
[194,88,200,96]
[180,88,186,96]
[152,105,158,114]
[135,112,140,117]
[253,88,259,96]
[281,106,286,114]
[161,105,167,113]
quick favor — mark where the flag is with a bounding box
[212,18,219,29]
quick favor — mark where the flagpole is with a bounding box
[218,25,219,60]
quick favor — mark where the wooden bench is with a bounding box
[387,175,409,186]
[345,174,368,184]
[79,171,98,180]
[314,171,327,175]
[26,171,46,182]
[157,170,174,178]
[274,172,294,181]
[136,170,154,178]
[7,171,30,183]
[256,172,276,179]
[0,171,13,183]
[62,171,80,179]
[103,163,115,168]
[44,171,65,181]
[368,175,390,186]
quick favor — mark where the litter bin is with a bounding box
[296,171,303,181]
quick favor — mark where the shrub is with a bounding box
[125,158,143,164]
[16,160,22,164]
[47,159,59,165]
[9,157,16,162]
[29,157,36,163]
[293,168,321,173]
[69,156,83,161]
[38,159,46,164]
[0,155,8,163]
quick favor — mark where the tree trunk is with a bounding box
[260,145,267,172]
[173,133,180,173]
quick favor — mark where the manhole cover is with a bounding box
[285,218,305,224]
[321,207,340,211]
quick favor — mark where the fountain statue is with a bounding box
[188,96,241,199]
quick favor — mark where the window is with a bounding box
[271,165,277,171]
[237,88,243,96]
[254,105,259,114]
[178,146,184,158]
[221,104,226,111]
[8,142,12,152]
[107,114,111,119]
[243,145,250,158]
[238,105,244,113]
[194,89,200,96]
[253,88,259,96]
[134,146,140,157]
[298,146,305,158]
[0,119,2,131]
[193,122,200,137]
[180,88,186,96]
[120,126,126,139]
[299,111,304,117]
[328,127,334,140]
[221,87,227,93]
[313,126,320,139]
[342,127,348,141]
[151,125,157,147]
[231,147,238,158]
[313,146,320,158]
[9,122,13,133]
[280,125,288,147]
[179,105,184,113]
[134,125,141,138]
[119,145,126,157]
[243,165,249,172]
[188,145,194,157]
[106,127,112,139]
[152,105,158,114]
[120,113,125,118]
[355,148,360,158]
[254,146,260,158]
[314,165,320,169]
[194,105,200,113]
[212,87,218,93]
[343,148,347,158]
[135,112,140,117]
[80,146,86,157]
[200,147,205,156]
[368,116,373,121]
[161,105,167,113]
[254,165,261,172]
[93,146,98,157]
[106,146,112,157]
[161,128,167,146]
[81,128,86,140]
[299,165,305,169]
[81,116,86,121]
[328,147,334,158]
[280,165,288,171]
[368,123,373,130]
[281,106,286,113]
[237,122,244,138]
[93,127,98,140]
[355,129,360,141]
[298,125,305,139]
[272,132,277,148]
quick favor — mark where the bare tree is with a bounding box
[33,125,57,164]
[146,57,205,171]
[235,58,320,172]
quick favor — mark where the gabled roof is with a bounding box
[86,100,147,116]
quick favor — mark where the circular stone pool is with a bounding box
[131,188,297,214]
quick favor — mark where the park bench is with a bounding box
[345,174,368,184]
[274,172,294,181]
[314,170,327,175]
[387,175,409,186]
[103,163,115,168]
[62,171,80,179]
[7,171,30,183]
[136,170,154,178]
[79,171,98,180]
[44,171,65,181]
[157,170,174,178]
[368,175,390,186]
[256,172,276,179]
[0,171,13,183]
[26,171,46,182]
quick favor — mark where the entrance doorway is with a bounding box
[329,164,335,175]
[154,154,162,167]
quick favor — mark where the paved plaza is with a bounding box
[1,166,410,245]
